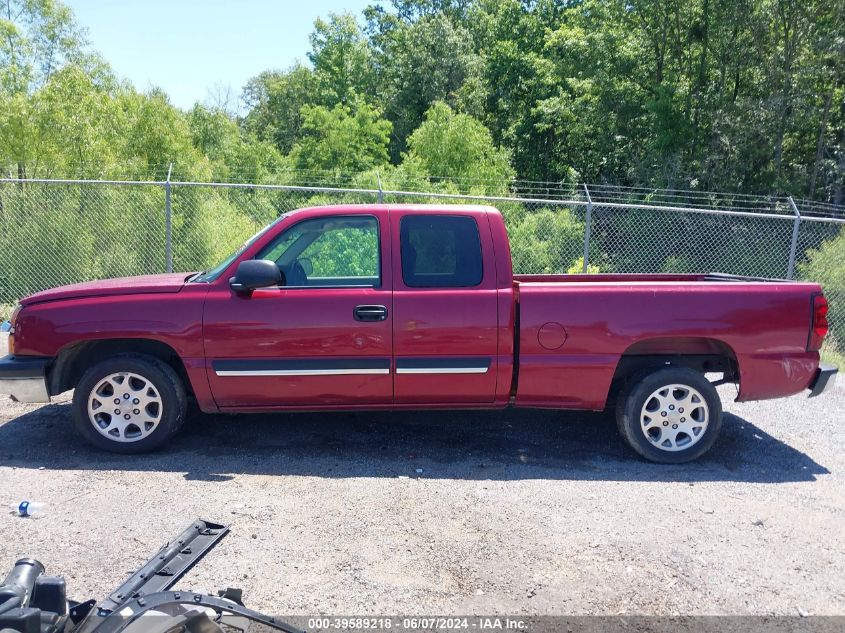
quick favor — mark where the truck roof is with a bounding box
[288,203,501,216]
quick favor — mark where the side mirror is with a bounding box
[229,260,282,294]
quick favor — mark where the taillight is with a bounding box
[808,294,829,352]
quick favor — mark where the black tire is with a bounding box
[615,366,722,464]
[71,354,187,454]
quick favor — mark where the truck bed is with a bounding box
[512,273,820,409]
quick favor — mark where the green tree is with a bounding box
[0,0,89,94]
[308,12,375,107]
[469,0,565,182]
[0,65,122,179]
[290,103,392,175]
[119,88,207,180]
[241,65,319,154]
[0,0,115,178]
[508,208,587,274]
[189,104,285,183]
[403,102,513,193]
[376,12,485,159]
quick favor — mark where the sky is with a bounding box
[65,0,379,111]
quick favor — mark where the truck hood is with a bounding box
[19,273,193,306]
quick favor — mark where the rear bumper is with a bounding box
[0,355,51,403]
[808,364,838,398]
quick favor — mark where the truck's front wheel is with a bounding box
[72,354,187,453]
[616,366,722,463]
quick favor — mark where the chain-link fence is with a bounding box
[1,178,843,360]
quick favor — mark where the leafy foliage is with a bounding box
[241,66,318,154]
[801,228,845,348]
[290,103,392,174]
[5,0,844,202]
[308,12,376,107]
[508,208,588,274]
[404,102,514,190]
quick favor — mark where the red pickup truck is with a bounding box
[0,204,837,462]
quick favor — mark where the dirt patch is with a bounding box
[0,383,843,616]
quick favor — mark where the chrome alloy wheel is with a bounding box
[86,372,163,442]
[640,383,709,452]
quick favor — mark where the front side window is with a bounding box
[400,215,483,288]
[256,215,380,287]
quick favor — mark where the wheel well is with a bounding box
[49,338,193,397]
[608,338,740,403]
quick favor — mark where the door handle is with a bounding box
[354,305,388,322]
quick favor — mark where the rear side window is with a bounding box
[400,215,483,288]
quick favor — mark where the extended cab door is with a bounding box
[391,209,499,404]
[203,210,393,408]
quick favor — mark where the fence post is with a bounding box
[165,163,173,273]
[787,196,801,280]
[377,171,384,203]
[582,183,593,273]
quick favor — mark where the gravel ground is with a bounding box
[0,381,843,617]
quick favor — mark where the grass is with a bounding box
[821,346,845,369]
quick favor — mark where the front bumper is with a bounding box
[808,364,838,398]
[0,354,51,403]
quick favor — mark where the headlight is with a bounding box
[8,304,21,326]
[6,304,21,355]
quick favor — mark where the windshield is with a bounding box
[191,213,292,283]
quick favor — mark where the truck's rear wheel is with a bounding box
[616,366,722,463]
[71,354,187,453]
